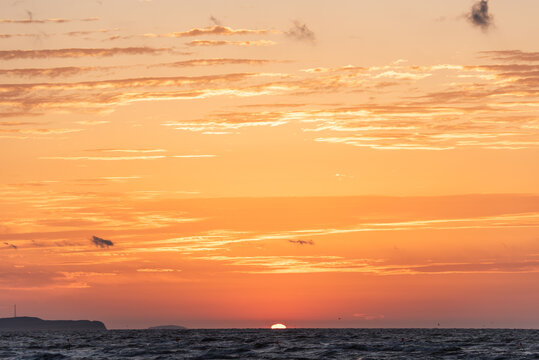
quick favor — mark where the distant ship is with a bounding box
[0,317,107,331]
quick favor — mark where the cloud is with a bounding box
[3,242,18,250]
[84,148,167,153]
[2,55,536,152]
[40,154,215,161]
[353,313,384,320]
[162,110,289,133]
[0,17,66,24]
[0,47,172,60]
[468,0,493,30]
[199,254,539,275]
[173,155,216,158]
[285,20,315,42]
[0,66,109,78]
[0,32,47,39]
[7,180,57,188]
[0,72,278,118]
[0,112,43,118]
[209,16,222,26]
[136,268,176,272]
[480,50,539,62]
[186,40,276,47]
[41,155,167,161]
[157,58,276,67]
[64,28,117,37]
[288,239,314,245]
[144,25,275,38]
[91,235,114,248]
[0,17,98,24]
[0,72,255,92]
[1,128,82,137]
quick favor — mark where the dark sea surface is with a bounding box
[0,328,537,359]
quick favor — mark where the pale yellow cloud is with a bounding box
[144,25,278,38]
[186,40,277,47]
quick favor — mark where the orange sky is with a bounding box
[0,0,538,329]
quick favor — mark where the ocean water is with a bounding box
[0,328,537,359]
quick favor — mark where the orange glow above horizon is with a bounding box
[0,0,538,329]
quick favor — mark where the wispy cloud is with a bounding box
[197,255,539,275]
[162,111,288,133]
[353,314,385,320]
[0,59,276,79]
[157,58,278,67]
[0,128,82,135]
[0,72,275,119]
[0,32,47,39]
[136,268,177,272]
[0,28,116,40]
[144,25,277,38]
[173,155,216,158]
[40,155,167,161]
[1,55,536,151]
[0,66,112,78]
[0,46,172,60]
[0,17,98,24]
[186,40,276,47]
[84,148,167,153]
[480,50,539,62]
[0,73,256,92]
[40,154,215,161]
[149,211,539,253]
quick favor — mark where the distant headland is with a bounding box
[0,317,107,331]
[148,325,187,330]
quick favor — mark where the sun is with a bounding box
[270,323,287,329]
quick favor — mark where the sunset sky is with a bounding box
[1,0,538,329]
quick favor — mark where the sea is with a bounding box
[0,328,537,359]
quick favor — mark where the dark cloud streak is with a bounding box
[91,235,114,248]
[288,239,314,245]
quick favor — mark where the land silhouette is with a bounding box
[0,317,106,331]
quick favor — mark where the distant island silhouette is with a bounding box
[0,317,106,331]
[148,325,187,330]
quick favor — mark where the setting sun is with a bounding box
[271,324,287,330]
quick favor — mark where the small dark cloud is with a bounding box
[3,242,18,250]
[285,20,315,43]
[288,239,314,245]
[91,235,114,248]
[468,0,493,30]
[209,15,222,26]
